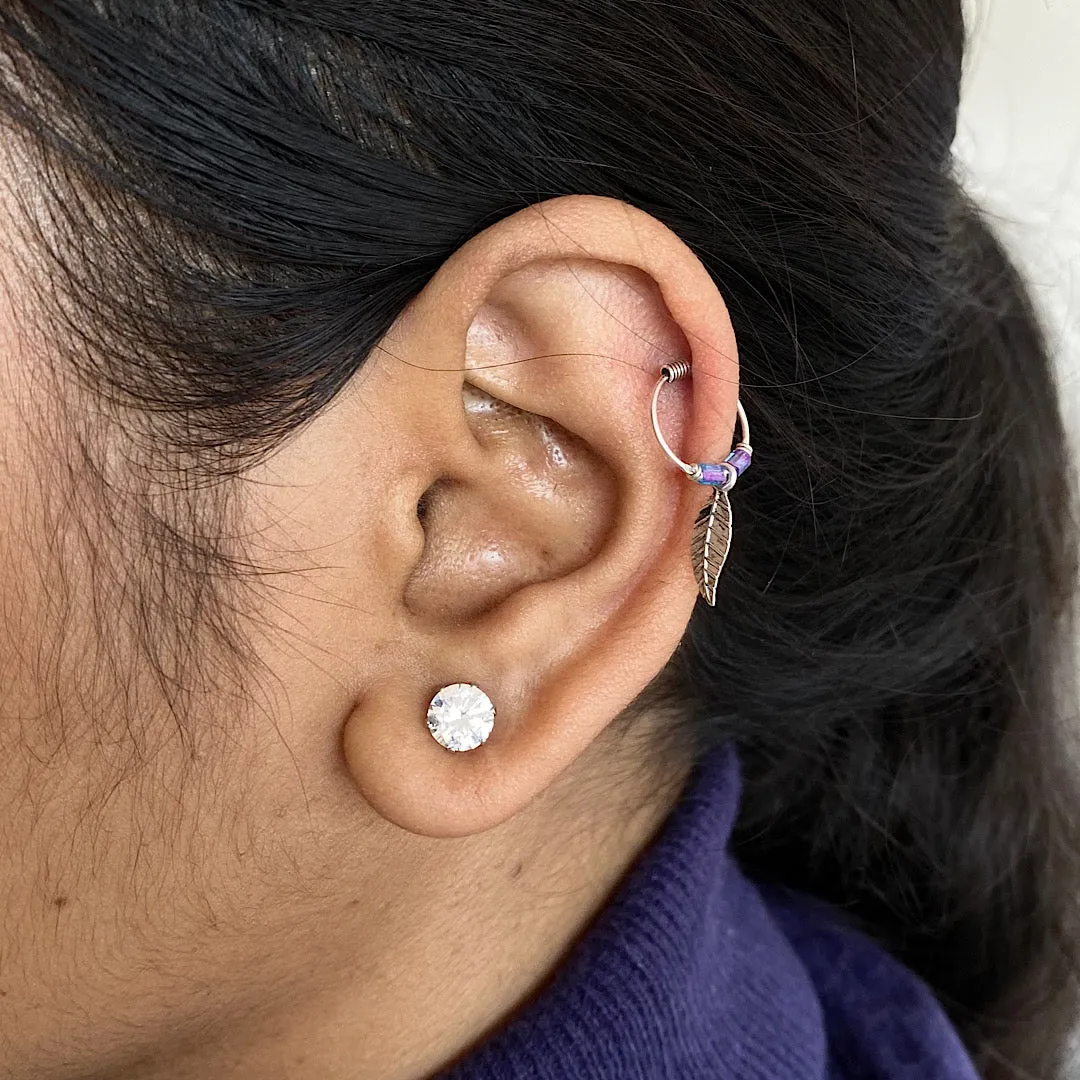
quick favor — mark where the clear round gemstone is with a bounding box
[426,683,495,752]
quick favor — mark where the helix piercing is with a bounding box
[650,361,753,605]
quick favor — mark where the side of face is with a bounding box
[0,138,739,1077]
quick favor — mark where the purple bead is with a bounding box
[696,462,734,487]
[726,447,753,476]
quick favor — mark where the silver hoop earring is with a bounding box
[427,683,496,752]
[650,360,753,606]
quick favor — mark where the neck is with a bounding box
[122,747,690,1080]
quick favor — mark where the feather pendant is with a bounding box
[691,489,732,606]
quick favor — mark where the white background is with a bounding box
[958,0,1080,427]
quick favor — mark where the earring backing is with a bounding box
[650,360,753,606]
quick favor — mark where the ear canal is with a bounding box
[402,382,617,623]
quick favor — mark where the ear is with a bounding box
[259,196,739,838]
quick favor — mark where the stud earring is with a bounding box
[650,360,753,606]
[427,683,496,751]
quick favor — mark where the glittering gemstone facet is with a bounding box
[426,683,496,752]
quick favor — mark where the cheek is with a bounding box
[0,563,369,1074]
[0,420,369,1071]
[0,252,387,1071]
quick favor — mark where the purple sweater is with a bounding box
[445,744,979,1079]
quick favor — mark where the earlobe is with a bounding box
[338,196,741,838]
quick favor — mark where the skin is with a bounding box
[0,144,742,1080]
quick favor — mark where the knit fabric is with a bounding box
[444,745,979,1080]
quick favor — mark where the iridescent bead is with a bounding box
[727,446,753,476]
[696,462,735,488]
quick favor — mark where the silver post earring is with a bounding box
[650,360,753,606]
[427,682,496,751]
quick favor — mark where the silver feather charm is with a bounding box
[691,489,732,606]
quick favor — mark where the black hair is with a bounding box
[0,2,1076,1076]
